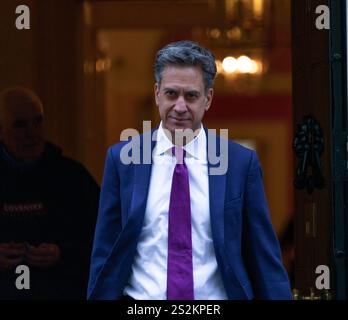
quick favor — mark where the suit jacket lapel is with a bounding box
[206,129,226,246]
[128,129,156,230]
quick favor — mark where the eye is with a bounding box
[185,92,199,101]
[165,90,177,98]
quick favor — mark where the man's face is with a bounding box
[154,66,213,135]
[0,101,45,162]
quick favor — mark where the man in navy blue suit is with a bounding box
[88,40,292,300]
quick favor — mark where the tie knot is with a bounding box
[172,146,185,164]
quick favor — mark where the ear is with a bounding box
[154,83,160,106]
[204,88,213,112]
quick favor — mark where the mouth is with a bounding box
[169,116,191,122]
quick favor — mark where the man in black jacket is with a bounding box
[0,87,99,299]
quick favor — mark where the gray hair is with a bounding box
[154,40,217,91]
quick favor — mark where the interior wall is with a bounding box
[206,119,293,234]
[0,0,82,163]
[98,29,164,148]
[0,0,40,92]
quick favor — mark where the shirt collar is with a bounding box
[155,122,206,161]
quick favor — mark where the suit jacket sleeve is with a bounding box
[87,147,122,298]
[242,151,292,299]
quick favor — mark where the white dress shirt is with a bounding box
[123,123,228,300]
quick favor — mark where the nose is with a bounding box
[173,95,188,113]
[25,121,39,138]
